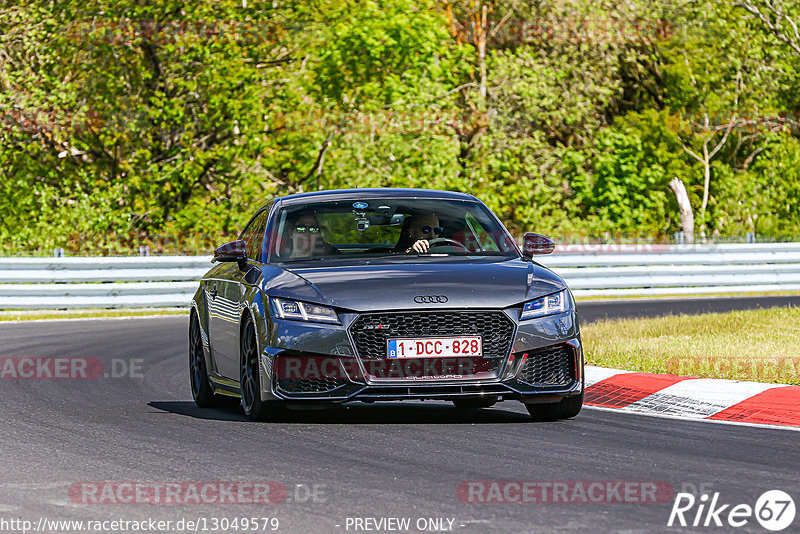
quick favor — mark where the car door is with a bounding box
[207,262,245,379]
[212,209,270,379]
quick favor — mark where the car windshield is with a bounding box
[268,197,519,263]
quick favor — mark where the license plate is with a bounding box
[387,336,482,358]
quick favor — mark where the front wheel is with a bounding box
[240,318,272,421]
[525,393,583,421]
[189,313,222,408]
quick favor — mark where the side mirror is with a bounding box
[213,240,248,268]
[522,232,555,257]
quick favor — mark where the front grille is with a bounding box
[517,345,574,386]
[349,311,514,380]
[273,355,349,395]
[276,377,347,394]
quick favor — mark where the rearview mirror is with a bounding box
[213,240,248,268]
[522,233,555,257]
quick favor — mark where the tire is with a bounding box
[240,317,272,421]
[452,398,497,409]
[189,313,222,408]
[525,393,583,421]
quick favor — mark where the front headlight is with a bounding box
[520,290,567,321]
[270,297,340,324]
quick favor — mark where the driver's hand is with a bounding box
[410,239,429,253]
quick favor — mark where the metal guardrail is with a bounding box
[0,256,211,309]
[539,243,800,297]
[0,243,799,309]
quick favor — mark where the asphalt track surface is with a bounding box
[1,296,799,533]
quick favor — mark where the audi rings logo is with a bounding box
[414,295,448,304]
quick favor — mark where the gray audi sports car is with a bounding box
[189,188,584,420]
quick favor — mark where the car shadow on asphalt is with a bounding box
[147,400,537,424]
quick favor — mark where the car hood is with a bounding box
[262,258,566,312]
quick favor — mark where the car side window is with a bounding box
[241,210,270,263]
[464,213,500,252]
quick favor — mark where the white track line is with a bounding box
[0,314,186,325]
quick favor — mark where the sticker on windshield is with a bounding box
[352,201,369,209]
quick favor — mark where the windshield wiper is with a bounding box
[276,256,336,264]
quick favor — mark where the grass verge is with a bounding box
[0,308,188,321]
[574,290,800,301]
[582,306,800,385]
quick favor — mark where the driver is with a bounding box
[284,213,340,258]
[394,212,443,254]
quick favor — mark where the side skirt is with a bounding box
[209,374,241,398]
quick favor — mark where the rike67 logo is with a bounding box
[668,490,795,531]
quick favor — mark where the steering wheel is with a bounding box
[427,238,470,252]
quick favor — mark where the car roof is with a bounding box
[275,188,477,206]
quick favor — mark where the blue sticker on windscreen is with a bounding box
[353,202,369,209]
